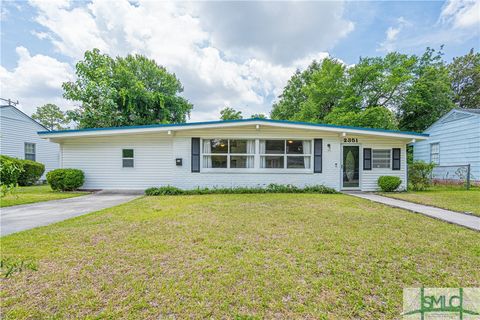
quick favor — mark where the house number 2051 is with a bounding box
[344,137,359,143]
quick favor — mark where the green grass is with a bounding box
[380,185,480,216]
[1,194,478,319]
[0,185,88,207]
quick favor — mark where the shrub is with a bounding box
[377,176,402,192]
[18,160,45,186]
[409,161,435,191]
[0,155,23,186]
[46,169,85,191]
[145,186,183,196]
[145,184,338,196]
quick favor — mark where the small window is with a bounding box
[372,149,391,169]
[25,143,36,161]
[430,143,440,165]
[122,149,134,168]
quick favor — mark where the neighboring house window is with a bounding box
[430,143,440,165]
[203,139,255,168]
[372,149,391,169]
[122,149,134,168]
[260,140,311,169]
[24,143,36,161]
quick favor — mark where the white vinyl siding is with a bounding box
[58,125,409,191]
[0,106,59,178]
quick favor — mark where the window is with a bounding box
[202,139,255,169]
[25,143,36,161]
[260,140,311,169]
[430,143,440,165]
[372,149,390,169]
[122,149,134,168]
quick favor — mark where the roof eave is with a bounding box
[39,120,428,140]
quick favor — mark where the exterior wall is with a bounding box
[58,125,409,191]
[414,112,480,180]
[0,106,59,178]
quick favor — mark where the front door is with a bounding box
[342,145,360,189]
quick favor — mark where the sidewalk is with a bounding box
[344,192,480,231]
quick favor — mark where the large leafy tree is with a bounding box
[270,61,322,120]
[398,48,454,131]
[31,103,69,130]
[219,107,243,120]
[449,49,480,109]
[63,49,192,128]
[299,58,347,122]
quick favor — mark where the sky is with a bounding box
[1,0,479,122]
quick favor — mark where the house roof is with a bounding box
[460,108,480,115]
[38,118,428,140]
[423,108,480,132]
[0,105,49,131]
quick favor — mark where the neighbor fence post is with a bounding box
[466,164,471,190]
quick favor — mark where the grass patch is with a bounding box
[1,194,478,318]
[380,185,480,216]
[0,185,88,207]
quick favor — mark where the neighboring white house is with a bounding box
[38,119,428,191]
[0,105,59,177]
[414,109,480,182]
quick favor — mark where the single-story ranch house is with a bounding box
[38,119,428,191]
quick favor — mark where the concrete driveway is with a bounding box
[1,191,141,236]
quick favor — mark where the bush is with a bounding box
[377,176,402,192]
[0,155,23,186]
[46,169,85,191]
[145,184,338,196]
[18,160,45,186]
[409,161,435,191]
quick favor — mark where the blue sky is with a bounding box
[1,0,479,121]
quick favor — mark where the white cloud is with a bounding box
[378,1,479,53]
[0,47,75,115]
[378,17,409,52]
[440,0,480,29]
[193,1,354,64]
[18,0,346,120]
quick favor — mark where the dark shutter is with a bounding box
[313,139,322,173]
[191,138,200,172]
[363,148,372,170]
[392,148,401,170]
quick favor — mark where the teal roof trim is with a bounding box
[38,118,429,137]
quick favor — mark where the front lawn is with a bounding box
[0,185,88,207]
[380,185,480,216]
[1,194,478,318]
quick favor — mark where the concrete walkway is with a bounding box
[345,192,479,231]
[1,191,141,236]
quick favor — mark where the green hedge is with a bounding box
[0,155,24,185]
[145,184,338,196]
[377,176,402,192]
[46,169,85,191]
[18,160,45,186]
[409,161,435,191]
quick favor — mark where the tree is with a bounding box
[270,61,322,120]
[299,58,347,122]
[31,104,68,130]
[63,49,193,128]
[324,106,398,130]
[449,49,480,109]
[220,107,243,120]
[250,113,266,119]
[398,48,454,132]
